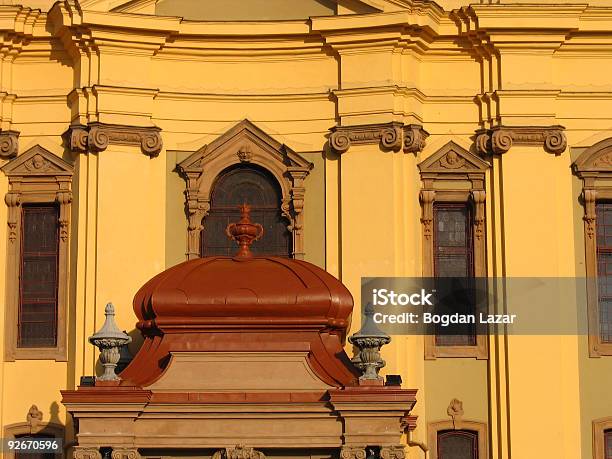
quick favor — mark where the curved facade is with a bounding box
[0,0,612,458]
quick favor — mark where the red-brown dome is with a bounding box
[118,204,359,388]
[133,255,353,338]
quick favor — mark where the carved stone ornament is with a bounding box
[111,448,141,459]
[88,303,132,381]
[237,144,253,162]
[0,130,19,159]
[583,189,597,240]
[73,447,103,459]
[420,190,435,241]
[26,405,43,432]
[475,125,567,156]
[329,122,428,154]
[2,145,73,244]
[67,123,162,157]
[403,124,429,154]
[447,398,464,427]
[348,303,391,383]
[177,119,313,260]
[379,445,406,459]
[212,445,265,459]
[339,446,367,459]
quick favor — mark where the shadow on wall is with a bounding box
[94,328,143,377]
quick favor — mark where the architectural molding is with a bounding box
[177,119,313,260]
[592,417,612,459]
[67,123,163,157]
[379,445,406,459]
[1,145,73,361]
[339,446,367,459]
[73,447,103,459]
[111,448,141,459]
[418,141,489,360]
[0,130,19,159]
[573,137,612,357]
[403,124,429,154]
[329,122,428,154]
[212,445,265,459]
[427,419,488,459]
[475,125,567,156]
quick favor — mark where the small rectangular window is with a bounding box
[606,429,612,459]
[18,205,59,348]
[596,203,612,343]
[433,203,476,347]
[437,430,478,459]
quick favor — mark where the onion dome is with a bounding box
[120,204,359,388]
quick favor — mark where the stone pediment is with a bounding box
[178,119,312,174]
[1,145,73,177]
[573,137,612,174]
[418,141,489,173]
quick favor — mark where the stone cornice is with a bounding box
[0,6,47,38]
[475,125,567,156]
[0,130,19,159]
[67,123,162,157]
[329,122,428,154]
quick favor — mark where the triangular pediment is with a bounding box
[1,145,74,177]
[573,137,612,172]
[418,141,489,173]
[178,119,312,174]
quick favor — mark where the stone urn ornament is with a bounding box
[349,302,391,382]
[88,303,131,381]
[225,203,264,258]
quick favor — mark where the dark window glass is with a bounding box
[18,205,59,348]
[438,430,478,459]
[201,165,291,257]
[596,203,612,343]
[433,203,476,346]
[606,429,612,459]
[14,434,57,459]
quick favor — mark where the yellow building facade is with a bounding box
[0,0,611,458]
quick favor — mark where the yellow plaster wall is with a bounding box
[0,3,610,458]
[94,145,166,339]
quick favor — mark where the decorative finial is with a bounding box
[88,303,132,381]
[348,303,391,383]
[225,203,264,258]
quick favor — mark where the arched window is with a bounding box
[201,165,292,257]
[437,430,479,459]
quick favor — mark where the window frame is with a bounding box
[418,141,490,359]
[573,137,612,357]
[1,145,73,361]
[18,204,61,348]
[428,420,488,459]
[177,120,312,261]
[593,417,612,459]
